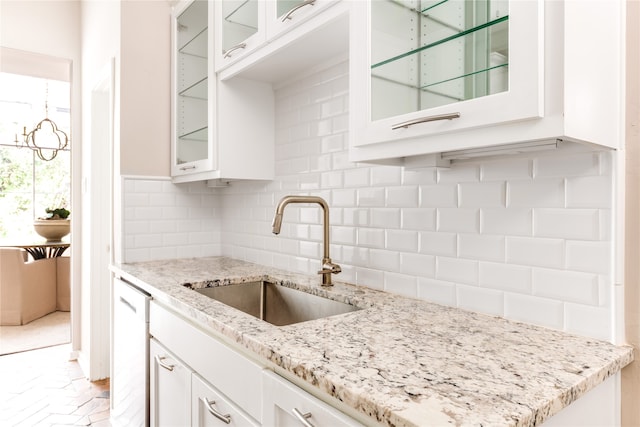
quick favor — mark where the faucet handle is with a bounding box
[318,261,341,275]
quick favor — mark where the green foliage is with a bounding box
[45,207,70,219]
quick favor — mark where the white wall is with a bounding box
[0,0,84,356]
[119,0,171,177]
[123,60,618,342]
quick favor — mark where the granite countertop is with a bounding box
[112,257,634,427]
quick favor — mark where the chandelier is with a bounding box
[15,83,69,161]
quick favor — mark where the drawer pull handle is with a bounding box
[155,355,174,371]
[292,408,315,427]
[179,165,196,171]
[223,43,247,59]
[391,112,461,130]
[281,0,315,22]
[203,398,231,424]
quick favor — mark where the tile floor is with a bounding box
[0,344,110,426]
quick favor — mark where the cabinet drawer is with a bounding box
[192,373,259,427]
[262,370,363,427]
[150,301,263,421]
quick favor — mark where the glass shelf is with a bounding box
[370,0,509,120]
[179,76,208,99]
[178,126,208,141]
[179,28,208,58]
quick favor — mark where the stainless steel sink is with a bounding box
[192,281,360,326]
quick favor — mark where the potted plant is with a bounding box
[34,207,71,242]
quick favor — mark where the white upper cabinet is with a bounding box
[217,0,349,83]
[214,0,266,70]
[265,0,340,39]
[349,0,624,164]
[172,0,211,177]
[172,0,274,183]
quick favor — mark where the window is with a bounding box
[0,72,71,240]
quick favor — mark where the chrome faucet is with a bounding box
[272,195,341,286]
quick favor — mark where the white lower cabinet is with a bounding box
[149,301,364,427]
[262,370,362,427]
[150,338,191,427]
[192,373,259,427]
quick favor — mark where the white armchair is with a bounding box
[0,248,57,325]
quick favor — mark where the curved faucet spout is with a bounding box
[272,195,340,286]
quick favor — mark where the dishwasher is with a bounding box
[111,277,151,427]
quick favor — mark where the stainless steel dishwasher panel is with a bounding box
[111,277,151,427]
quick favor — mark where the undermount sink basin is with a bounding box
[191,281,360,326]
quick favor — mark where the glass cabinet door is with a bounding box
[371,0,509,121]
[220,0,260,59]
[175,0,209,169]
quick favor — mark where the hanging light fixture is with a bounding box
[15,82,69,161]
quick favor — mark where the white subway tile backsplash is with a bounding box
[458,234,505,262]
[369,249,400,273]
[370,208,401,229]
[506,236,564,269]
[481,157,532,181]
[436,257,478,285]
[402,208,436,231]
[357,187,385,207]
[481,208,532,236]
[419,231,457,256]
[566,175,612,208]
[437,208,479,233]
[386,229,419,253]
[507,178,565,208]
[401,252,435,278]
[534,152,599,178]
[384,272,418,298]
[532,268,599,306]
[457,285,504,317]
[458,182,506,208]
[342,208,369,226]
[479,262,532,293]
[504,293,564,330]
[357,228,385,248]
[565,241,610,274]
[420,184,457,208]
[332,188,357,207]
[534,208,600,240]
[122,62,617,340]
[299,240,320,258]
[343,168,370,188]
[332,226,356,245]
[371,166,402,187]
[386,186,419,207]
[438,164,480,183]
[564,303,612,341]
[417,278,457,306]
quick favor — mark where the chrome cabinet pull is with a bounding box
[155,355,174,371]
[292,408,315,427]
[203,398,231,424]
[391,112,461,130]
[179,165,196,171]
[223,43,247,59]
[281,0,315,22]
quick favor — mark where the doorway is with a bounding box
[0,54,73,355]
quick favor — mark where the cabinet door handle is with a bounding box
[223,43,247,59]
[281,0,315,22]
[292,408,315,427]
[203,398,231,424]
[179,165,196,171]
[155,355,174,371]
[391,112,461,130]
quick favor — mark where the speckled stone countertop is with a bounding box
[112,257,633,427]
